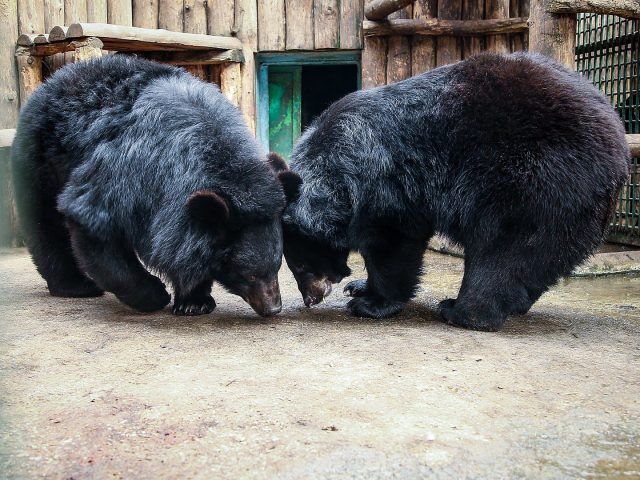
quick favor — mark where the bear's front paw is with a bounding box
[118,276,171,313]
[343,279,369,297]
[172,294,216,316]
[439,298,504,332]
[347,296,405,319]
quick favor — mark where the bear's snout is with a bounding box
[245,279,282,317]
[302,278,333,307]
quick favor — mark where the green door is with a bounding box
[267,66,301,159]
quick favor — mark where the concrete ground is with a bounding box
[0,249,639,479]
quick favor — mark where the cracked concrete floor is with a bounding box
[0,248,639,479]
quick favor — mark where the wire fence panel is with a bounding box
[576,13,639,246]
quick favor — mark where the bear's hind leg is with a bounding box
[347,233,427,319]
[67,222,170,312]
[172,280,216,316]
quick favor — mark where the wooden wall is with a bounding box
[363,0,531,88]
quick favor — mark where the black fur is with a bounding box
[12,55,288,317]
[283,52,630,331]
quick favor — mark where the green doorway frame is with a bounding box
[256,51,361,158]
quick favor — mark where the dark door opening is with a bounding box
[260,59,359,159]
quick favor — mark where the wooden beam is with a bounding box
[547,0,640,19]
[136,49,244,64]
[363,17,529,36]
[529,0,576,68]
[51,23,243,50]
[628,134,640,158]
[0,129,15,148]
[365,0,416,20]
[15,47,42,104]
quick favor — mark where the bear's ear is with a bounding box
[267,152,289,173]
[187,190,230,225]
[278,171,303,204]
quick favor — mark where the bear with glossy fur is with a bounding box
[283,52,630,331]
[12,55,290,317]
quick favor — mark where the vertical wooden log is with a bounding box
[65,0,88,24]
[463,0,484,58]
[220,62,241,107]
[0,144,20,247]
[411,0,437,75]
[158,0,184,32]
[18,0,45,34]
[133,0,159,28]
[0,0,19,128]
[207,0,234,36]
[286,0,313,50]
[15,47,42,104]
[184,0,206,34]
[314,0,339,49]
[184,65,207,79]
[235,0,257,131]
[529,0,576,68]
[209,64,221,86]
[72,37,104,61]
[258,0,285,51]
[107,0,133,25]
[362,37,387,88]
[386,5,412,84]
[87,0,107,22]
[486,0,510,53]
[340,0,364,49]
[43,0,64,71]
[521,0,530,50]
[437,0,462,66]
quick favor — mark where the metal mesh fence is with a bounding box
[576,14,639,246]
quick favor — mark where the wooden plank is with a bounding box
[18,0,45,34]
[235,0,257,131]
[341,0,364,48]
[314,0,340,49]
[386,6,412,84]
[510,0,523,51]
[365,0,416,20]
[258,0,285,50]
[15,47,42,104]
[362,36,387,88]
[87,0,107,22]
[285,0,314,50]
[184,0,207,34]
[133,0,158,28]
[0,144,20,247]
[547,0,640,19]
[0,129,15,148]
[72,36,103,61]
[207,0,234,36]
[158,0,184,32]
[44,0,64,30]
[63,23,243,50]
[463,0,483,58]
[628,134,640,157]
[436,0,462,66]
[529,0,576,68]
[411,0,436,75]
[65,0,88,24]
[220,61,241,106]
[363,17,529,36]
[138,49,244,64]
[1,0,20,128]
[486,0,510,53]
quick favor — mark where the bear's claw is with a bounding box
[172,295,216,316]
[343,279,369,297]
[347,296,405,319]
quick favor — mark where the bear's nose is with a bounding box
[245,279,282,317]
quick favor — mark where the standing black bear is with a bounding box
[12,55,297,317]
[282,52,630,331]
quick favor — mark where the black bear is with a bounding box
[282,52,630,331]
[12,55,297,317]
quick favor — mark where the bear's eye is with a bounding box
[247,275,257,283]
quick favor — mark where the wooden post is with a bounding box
[44,0,65,71]
[15,47,43,105]
[463,0,483,58]
[486,0,510,53]
[220,62,241,107]
[340,0,364,49]
[208,0,234,36]
[286,0,314,49]
[437,0,462,66]
[362,37,387,88]
[133,0,159,28]
[529,0,576,68]
[18,0,45,35]
[386,5,412,83]
[412,0,437,75]
[314,0,340,49]
[87,0,108,22]
[258,0,285,51]
[158,0,184,32]
[235,0,258,131]
[0,0,20,128]
[184,0,207,34]
[72,37,104,62]
[108,0,133,25]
